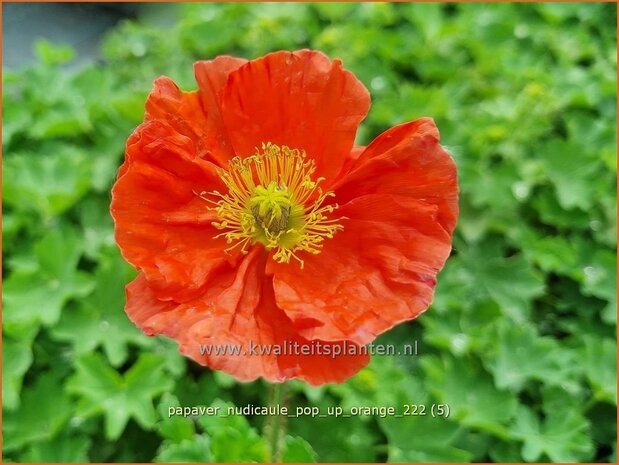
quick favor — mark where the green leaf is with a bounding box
[213,371,237,388]
[488,440,523,463]
[533,188,595,231]
[511,404,593,462]
[20,433,91,463]
[67,353,173,440]
[421,309,480,356]
[3,148,91,218]
[154,436,211,463]
[78,195,117,260]
[3,371,73,452]
[380,414,471,462]
[152,337,188,379]
[539,138,600,210]
[2,97,31,147]
[3,227,95,331]
[173,372,223,409]
[451,240,545,321]
[288,406,378,462]
[156,393,195,443]
[23,68,94,139]
[281,436,318,462]
[581,336,617,404]
[329,353,424,412]
[34,39,76,65]
[521,232,579,276]
[484,321,578,391]
[197,400,268,462]
[580,249,617,325]
[422,355,517,437]
[52,249,144,366]
[88,125,132,192]
[2,337,34,410]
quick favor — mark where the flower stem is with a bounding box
[266,382,287,462]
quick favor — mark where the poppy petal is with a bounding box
[126,249,369,385]
[193,56,248,166]
[334,117,459,232]
[339,144,367,178]
[143,76,231,168]
[270,193,454,346]
[220,50,370,180]
[270,119,458,345]
[111,119,239,301]
[145,76,206,142]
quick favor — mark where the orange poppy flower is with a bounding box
[110,50,458,385]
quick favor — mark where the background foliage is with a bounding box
[2,2,617,463]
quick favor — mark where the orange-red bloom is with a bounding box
[110,50,458,385]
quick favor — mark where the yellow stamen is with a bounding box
[201,142,343,268]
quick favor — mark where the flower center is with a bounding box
[198,142,343,268]
[249,182,292,235]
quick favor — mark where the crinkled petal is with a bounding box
[339,144,366,177]
[145,77,206,142]
[143,76,228,168]
[270,119,458,345]
[334,117,459,230]
[193,56,248,166]
[220,49,370,180]
[125,249,369,385]
[111,119,239,301]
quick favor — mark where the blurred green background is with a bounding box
[2,2,617,463]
